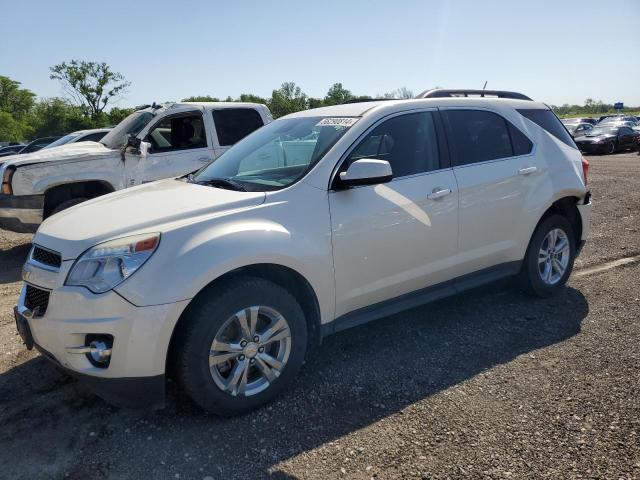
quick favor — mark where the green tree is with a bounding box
[182,95,221,102]
[107,107,136,126]
[268,82,308,118]
[0,111,32,142]
[323,83,354,105]
[30,98,94,137]
[238,93,268,104]
[0,76,36,120]
[49,60,131,119]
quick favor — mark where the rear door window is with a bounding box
[517,109,576,148]
[212,108,265,147]
[442,110,529,166]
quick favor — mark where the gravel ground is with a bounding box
[0,152,638,479]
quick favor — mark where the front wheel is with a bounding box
[519,214,576,297]
[176,277,308,415]
[607,142,616,154]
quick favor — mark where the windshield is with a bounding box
[43,132,81,149]
[193,116,358,191]
[588,127,616,136]
[100,111,155,149]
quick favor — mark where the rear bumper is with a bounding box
[576,191,592,256]
[0,194,43,232]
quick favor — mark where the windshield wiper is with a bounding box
[195,177,247,192]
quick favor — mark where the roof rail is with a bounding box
[417,89,533,101]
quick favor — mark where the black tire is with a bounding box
[519,214,576,298]
[50,197,88,216]
[176,277,308,415]
[607,142,616,154]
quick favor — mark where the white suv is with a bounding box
[15,90,592,414]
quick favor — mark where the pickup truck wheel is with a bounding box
[177,277,307,415]
[520,214,576,298]
[50,197,88,216]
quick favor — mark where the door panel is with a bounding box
[330,170,459,317]
[453,158,541,272]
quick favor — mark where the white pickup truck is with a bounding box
[0,102,272,232]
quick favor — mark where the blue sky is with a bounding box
[2,0,639,108]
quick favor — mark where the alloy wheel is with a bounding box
[208,306,292,397]
[538,228,570,285]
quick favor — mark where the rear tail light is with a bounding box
[581,156,589,186]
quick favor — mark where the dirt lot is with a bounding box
[1,152,639,480]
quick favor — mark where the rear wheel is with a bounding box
[176,277,308,415]
[520,214,576,297]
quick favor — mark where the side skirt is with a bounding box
[321,261,522,337]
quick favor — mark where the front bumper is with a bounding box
[15,276,190,408]
[577,143,609,154]
[0,193,43,233]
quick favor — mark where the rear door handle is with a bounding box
[197,157,211,163]
[518,166,537,175]
[427,188,452,200]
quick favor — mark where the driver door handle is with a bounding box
[518,166,537,175]
[427,188,452,200]
[198,157,211,163]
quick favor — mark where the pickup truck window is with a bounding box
[194,116,357,191]
[146,113,207,153]
[212,108,264,146]
[101,111,155,149]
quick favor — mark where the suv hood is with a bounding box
[34,179,266,259]
[0,141,115,168]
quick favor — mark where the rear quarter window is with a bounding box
[517,109,577,148]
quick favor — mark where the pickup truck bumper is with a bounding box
[0,194,43,233]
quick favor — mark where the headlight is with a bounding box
[66,233,160,293]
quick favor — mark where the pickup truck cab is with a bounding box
[0,102,271,232]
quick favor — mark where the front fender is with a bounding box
[114,187,335,325]
[11,154,124,195]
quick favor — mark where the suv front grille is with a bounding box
[31,246,62,269]
[24,285,50,317]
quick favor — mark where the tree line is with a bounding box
[1,59,637,143]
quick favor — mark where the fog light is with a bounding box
[63,334,113,368]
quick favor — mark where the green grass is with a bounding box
[559,111,640,119]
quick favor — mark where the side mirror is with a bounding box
[126,135,141,149]
[139,141,151,157]
[338,159,393,188]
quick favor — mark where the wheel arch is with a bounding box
[43,180,116,218]
[166,262,322,376]
[532,195,583,248]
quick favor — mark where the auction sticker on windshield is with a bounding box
[316,117,359,127]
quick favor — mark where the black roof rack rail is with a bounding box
[417,89,533,101]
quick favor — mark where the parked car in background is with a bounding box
[0,102,271,232]
[0,144,27,158]
[574,125,640,154]
[16,137,61,154]
[14,89,591,414]
[597,115,637,124]
[565,122,594,138]
[42,128,112,150]
[562,117,597,126]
